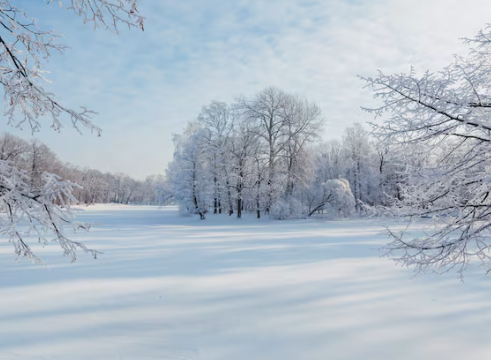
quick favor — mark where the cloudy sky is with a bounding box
[4,0,491,179]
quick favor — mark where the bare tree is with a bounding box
[0,133,28,162]
[25,139,60,190]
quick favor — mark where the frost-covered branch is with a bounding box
[0,1,143,262]
[50,0,144,32]
[0,160,98,262]
[363,23,491,275]
[0,0,143,134]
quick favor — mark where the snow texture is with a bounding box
[0,205,490,359]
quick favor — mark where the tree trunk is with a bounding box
[237,198,242,219]
[213,176,218,214]
[308,194,332,217]
[226,178,233,215]
[237,169,243,219]
[356,159,362,212]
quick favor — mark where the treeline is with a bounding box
[0,132,167,205]
[166,87,403,219]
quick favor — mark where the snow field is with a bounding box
[0,205,490,359]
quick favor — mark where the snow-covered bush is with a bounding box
[270,196,306,220]
[323,179,356,217]
[308,178,355,217]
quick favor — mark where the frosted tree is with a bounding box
[198,101,235,215]
[140,174,167,205]
[251,151,268,218]
[120,176,140,204]
[237,87,290,213]
[362,23,491,275]
[106,172,128,203]
[342,123,379,211]
[0,133,28,162]
[228,115,258,218]
[80,169,109,205]
[316,140,344,181]
[281,94,323,204]
[152,174,173,205]
[168,122,211,219]
[272,147,315,220]
[237,88,324,216]
[0,1,144,262]
[25,139,60,190]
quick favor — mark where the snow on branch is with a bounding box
[0,1,144,135]
[0,1,143,262]
[362,23,491,275]
[383,219,491,279]
[50,0,145,32]
[0,160,99,262]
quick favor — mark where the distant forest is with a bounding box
[0,132,168,205]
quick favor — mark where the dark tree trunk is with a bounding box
[237,171,243,219]
[226,178,233,215]
[213,176,218,214]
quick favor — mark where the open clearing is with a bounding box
[1,205,490,359]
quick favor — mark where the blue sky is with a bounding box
[4,0,491,178]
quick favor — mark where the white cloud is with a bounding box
[4,0,491,178]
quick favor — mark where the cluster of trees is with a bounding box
[0,133,167,206]
[166,87,403,220]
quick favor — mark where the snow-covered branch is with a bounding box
[0,160,98,262]
[363,23,491,275]
[0,1,143,262]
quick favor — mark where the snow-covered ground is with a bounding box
[1,205,491,360]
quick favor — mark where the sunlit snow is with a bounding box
[1,205,490,360]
